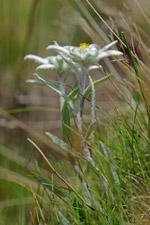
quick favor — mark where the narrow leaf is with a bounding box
[46,132,82,159]
[83,74,112,98]
[26,79,60,89]
[33,73,77,113]
[57,211,72,225]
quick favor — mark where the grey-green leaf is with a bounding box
[46,132,82,159]
[26,79,60,89]
[31,73,77,113]
[83,74,112,98]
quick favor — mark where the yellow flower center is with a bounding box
[79,43,89,48]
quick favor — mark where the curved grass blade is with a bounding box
[57,211,72,225]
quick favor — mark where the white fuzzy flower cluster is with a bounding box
[46,41,122,68]
[25,40,122,77]
[24,54,74,79]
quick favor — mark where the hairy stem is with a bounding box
[77,68,87,133]
[76,69,113,200]
[59,77,65,111]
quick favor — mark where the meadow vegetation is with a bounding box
[1,0,150,224]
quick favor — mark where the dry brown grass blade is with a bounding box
[84,0,145,68]
[134,0,150,27]
[85,0,126,47]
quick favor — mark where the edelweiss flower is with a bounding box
[24,50,100,78]
[24,54,75,78]
[47,40,123,68]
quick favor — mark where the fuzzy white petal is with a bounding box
[24,54,49,64]
[36,64,55,70]
[100,40,118,51]
[46,45,69,55]
[97,50,122,60]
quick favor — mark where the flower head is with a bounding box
[47,40,123,68]
[25,41,122,81]
[24,54,76,78]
